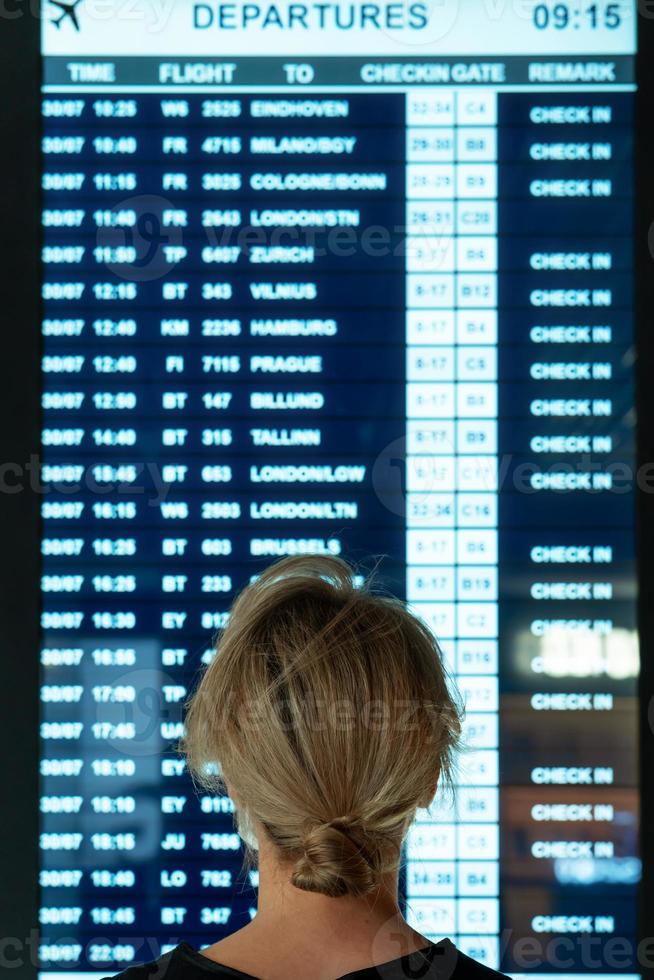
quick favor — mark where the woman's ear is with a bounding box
[224,779,239,807]
[418,770,440,810]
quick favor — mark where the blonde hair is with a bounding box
[184,555,462,898]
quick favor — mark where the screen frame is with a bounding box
[0,4,652,976]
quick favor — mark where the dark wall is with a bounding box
[0,2,42,978]
[637,9,654,976]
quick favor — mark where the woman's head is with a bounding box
[184,555,462,899]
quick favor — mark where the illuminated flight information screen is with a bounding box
[38,1,640,976]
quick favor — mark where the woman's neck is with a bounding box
[201,837,433,980]
[255,843,404,938]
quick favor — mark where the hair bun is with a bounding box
[291,817,376,898]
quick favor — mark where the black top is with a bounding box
[107,938,508,979]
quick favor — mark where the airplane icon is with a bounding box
[49,0,83,30]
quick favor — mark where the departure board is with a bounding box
[38,2,640,977]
